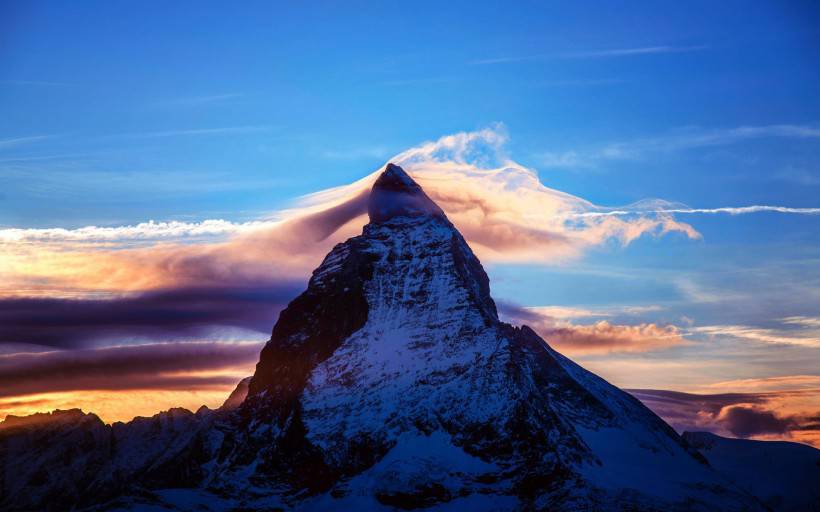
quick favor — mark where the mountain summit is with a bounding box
[367,163,445,223]
[0,164,770,511]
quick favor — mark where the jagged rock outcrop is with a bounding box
[0,164,769,511]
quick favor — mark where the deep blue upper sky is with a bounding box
[2,1,819,227]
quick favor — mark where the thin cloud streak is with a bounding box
[118,125,272,138]
[0,135,54,149]
[565,45,708,58]
[538,124,820,169]
[691,324,820,348]
[575,205,820,218]
[156,93,244,107]
[0,219,278,244]
[0,80,73,87]
[472,45,707,65]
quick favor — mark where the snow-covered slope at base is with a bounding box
[684,431,820,512]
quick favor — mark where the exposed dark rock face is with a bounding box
[0,164,770,511]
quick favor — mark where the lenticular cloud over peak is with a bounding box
[292,125,700,263]
[0,126,700,298]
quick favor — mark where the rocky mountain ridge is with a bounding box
[0,164,798,511]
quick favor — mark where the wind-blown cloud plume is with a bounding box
[0,125,703,298]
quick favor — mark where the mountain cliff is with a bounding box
[0,164,768,511]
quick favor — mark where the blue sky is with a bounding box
[2,1,819,226]
[1,1,820,441]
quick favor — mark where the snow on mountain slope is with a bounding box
[209,164,762,510]
[684,431,820,512]
[0,164,770,511]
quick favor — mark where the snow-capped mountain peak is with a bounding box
[0,164,783,511]
[367,163,446,223]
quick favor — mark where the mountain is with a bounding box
[683,431,820,512]
[0,164,769,511]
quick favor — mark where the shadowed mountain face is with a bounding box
[683,431,820,512]
[0,165,773,511]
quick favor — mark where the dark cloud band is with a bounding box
[0,341,262,398]
[0,283,301,348]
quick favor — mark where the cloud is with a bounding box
[535,79,626,88]
[717,404,795,437]
[538,124,820,169]
[322,146,393,160]
[0,341,262,399]
[575,204,820,218]
[379,77,456,87]
[0,219,277,244]
[0,126,702,299]
[691,324,820,348]
[703,375,820,392]
[383,126,700,262]
[629,388,820,446]
[471,45,706,65]
[0,135,54,149]
[155,93,244,107]
[0,284,299,348]
[0,188,369,297]
[563,45,708,58]
[782,316,820,328]
[499,302,684,354]
[0,80,73,87]
[118,125,272,138]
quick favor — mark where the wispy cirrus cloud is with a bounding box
[321,146,393,160]
[0,135,55,149]
[0,80,73,87]
[119,125,272,138]
[575,204,820,218]
[379,77,457,87]
[471,44,707,65]
[564,45,708,58]
[691,323,820,348]
[703,374,820,392]
[538,124,820,169]
[154,93,244,108]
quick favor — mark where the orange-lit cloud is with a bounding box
[0,341,261,397]
[0,126,701,299]
[0,341,260,422]
[499,302,685,355]
[630,386,820,447]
